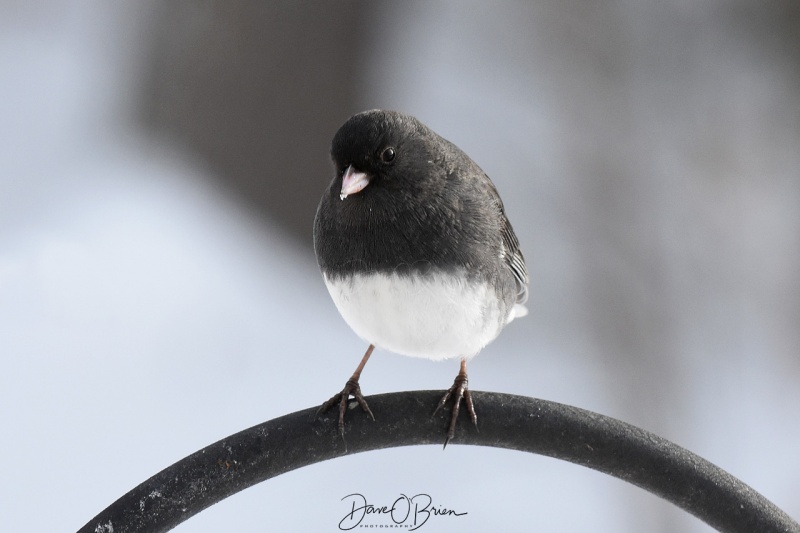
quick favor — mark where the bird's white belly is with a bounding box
[323,271,507,361]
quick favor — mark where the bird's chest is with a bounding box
[323,271,504,360]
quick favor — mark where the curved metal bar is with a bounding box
[79,391,799,533]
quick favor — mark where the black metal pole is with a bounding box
[78,391,799,533]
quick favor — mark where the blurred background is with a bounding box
[1,1,798,531]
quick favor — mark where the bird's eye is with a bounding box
[380,147,396,163]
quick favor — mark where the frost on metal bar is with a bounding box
[78,391,800,533]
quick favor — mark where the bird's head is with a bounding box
[329,110,444,204]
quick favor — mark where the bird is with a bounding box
[313,110,528,447]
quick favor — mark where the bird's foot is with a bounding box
[317,377,375,439]
[434,367,477,448]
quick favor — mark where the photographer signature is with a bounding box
[339,492,467,530]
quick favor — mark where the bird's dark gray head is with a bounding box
[329,110,447,202]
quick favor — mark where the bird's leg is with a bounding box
[317,344,376,438]
[434,357,478,448]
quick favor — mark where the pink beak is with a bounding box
[339,165,371,200]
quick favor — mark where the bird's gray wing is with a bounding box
[482,174,528,305]
[501,214,529,305]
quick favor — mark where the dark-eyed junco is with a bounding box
[314,110,528,447]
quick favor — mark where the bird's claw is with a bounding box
[317,378,375,439]
[434,370,478,448]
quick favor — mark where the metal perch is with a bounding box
[78,391,799,533]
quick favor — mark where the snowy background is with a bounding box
[1,2,798,532]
